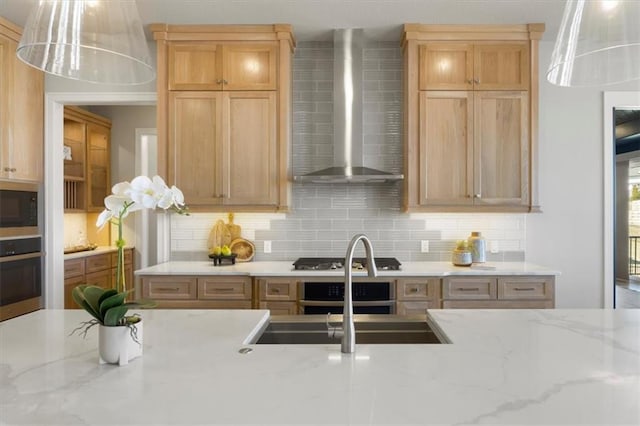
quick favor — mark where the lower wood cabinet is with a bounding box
[442,276,555,308]
[256,278,299,315]
[136,273,555,312]
[141,275,253,309]
[396,278,441,315]
[63,248,134,309]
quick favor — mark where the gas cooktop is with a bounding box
[292,257,401,271]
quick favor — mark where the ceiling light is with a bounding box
[547,0,640,87]
[16,0,155,85]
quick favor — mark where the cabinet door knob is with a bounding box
[474,78,480,84]
[467,79,473,84]
[222,79,228,85]
[216,79,223,84]
[474,194,481,198]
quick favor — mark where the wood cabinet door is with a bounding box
[222,91,278,206]
[169,91,224,206]
[86,123,110,211]
[85,269,112,290]
[419,91,473,206]
[419,43,473,90]
[0,36,9,179]
[168,42,223,90]
[0,34,43,182]
[64,275,85,309]
[474,43,529,90]
[473,91,529,206]
[222,44,277,90]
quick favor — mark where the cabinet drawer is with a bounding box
[498,277,554,300]
[443,277,497,300]
[64,258,85,278]
[85,254,111,273]
[85,269,111,289]
[259,278,298,301]
[396,278,440,301]
[197,277,252,300]
[110,249,133,266]
[143,277,197,300]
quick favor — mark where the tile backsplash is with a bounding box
[170,41,526,263]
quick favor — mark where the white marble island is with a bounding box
[1,309,638,425]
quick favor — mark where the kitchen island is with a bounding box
[1,309,638,425]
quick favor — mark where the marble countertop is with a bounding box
[135,260,561,277]
[1,309,637,425]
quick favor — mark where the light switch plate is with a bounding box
[263,240,272,254]
[490,241,499,254]
[421,240,429,253]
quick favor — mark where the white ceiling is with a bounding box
[0,0,566,42]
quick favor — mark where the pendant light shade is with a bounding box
[547,0,640,87]
[17,0,155,85]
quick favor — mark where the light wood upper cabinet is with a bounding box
[419,42,528,91]
[168,43,277,91]
[474,91,529,206]
[419,91,473,206]
[418,90,528,207]
[0,18,44,183]
[404,23,543,212]
[63,107,111,212]
[86,123,110,212]
[168,91,277,207]
[153,24,294,212]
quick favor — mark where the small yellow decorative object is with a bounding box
[452,240,472,266]
[221,245,232,256]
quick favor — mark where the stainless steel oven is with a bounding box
[0,237,43,321]
[299,280,396,315]
[0,181,39,238]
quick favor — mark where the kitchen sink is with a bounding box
[251,314,450,345]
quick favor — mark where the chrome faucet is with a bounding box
[341,234,377,353]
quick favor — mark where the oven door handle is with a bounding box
[0,251,43,263]
[298,300,395,307]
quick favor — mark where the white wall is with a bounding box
[526,41,640,307]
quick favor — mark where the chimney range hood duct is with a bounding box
[293,29,404,184]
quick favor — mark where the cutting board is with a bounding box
[207,219,231,249]
[226,213,241,241]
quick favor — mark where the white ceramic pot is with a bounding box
[98,319,143,366]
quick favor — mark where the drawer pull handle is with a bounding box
[215,288,236,292]
[458,287,480,292]
[157,287,180,292]
[410,287,419,293]
[271,288,280,293]
[514,287,536,291]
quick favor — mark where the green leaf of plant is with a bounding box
[103,305,129,326]
[84,286,106,316]
[99,292,127,317]
[71,285,88,308]
[77,299,103,322]
[98,289,118,307]
[72,285,103,320]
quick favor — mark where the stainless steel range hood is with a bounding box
[293,29,404,184]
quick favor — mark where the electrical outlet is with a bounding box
[263,240,272,254]
[421,240,430,253]
[490,240,499,254]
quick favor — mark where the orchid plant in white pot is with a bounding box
[72,175,188,365]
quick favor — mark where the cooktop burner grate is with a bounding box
[292,257,401,271]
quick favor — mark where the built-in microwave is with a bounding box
[0,181,39,238]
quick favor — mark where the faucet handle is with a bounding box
[326,313,344,339]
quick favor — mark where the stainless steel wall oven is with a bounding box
[0,237,43,321]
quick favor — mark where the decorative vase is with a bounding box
[98,319,143,366]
